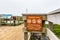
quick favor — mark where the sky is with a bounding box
[0,0,60,16]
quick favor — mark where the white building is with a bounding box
[47,8,60,24]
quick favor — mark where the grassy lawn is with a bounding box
[53,24,60,38]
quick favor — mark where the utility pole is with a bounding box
[26,8,28,13]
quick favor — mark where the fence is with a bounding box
[47,28,59,40]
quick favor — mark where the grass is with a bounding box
[53,24,60,38]
[45,24,48,28]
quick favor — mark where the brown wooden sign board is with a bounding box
[26,15,42,31]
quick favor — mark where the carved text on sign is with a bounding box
[26,16,42,31]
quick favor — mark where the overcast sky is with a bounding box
[0,0,60,16]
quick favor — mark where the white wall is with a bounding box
[47,13,60,25]
[55,13,60,24]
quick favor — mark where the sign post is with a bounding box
[22,14,47,40]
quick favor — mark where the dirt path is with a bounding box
[0,24,24,40]
[16,24,24,40]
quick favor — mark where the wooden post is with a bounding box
[41,33,45,40]
[24,32,28,40]
[0,18,1,26]
[24,20,28,40]
[48,21,53,31]
[41,20,45,40]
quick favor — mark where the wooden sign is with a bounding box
[26,16,42,31]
